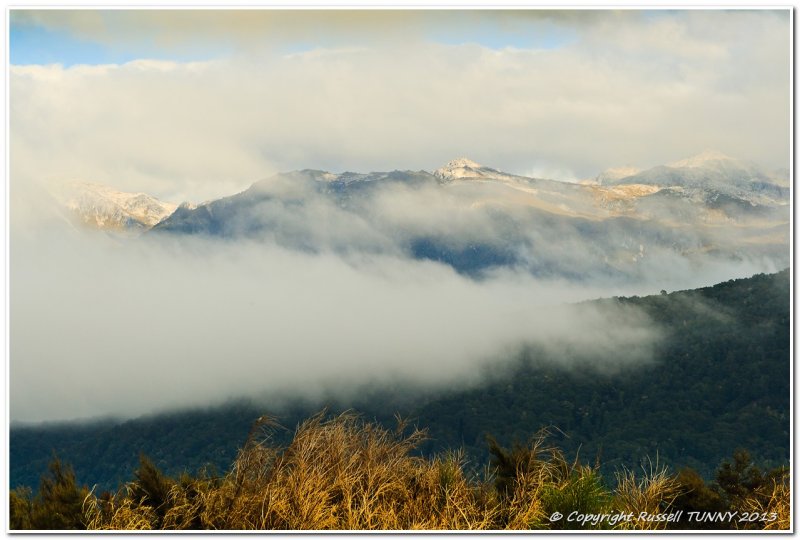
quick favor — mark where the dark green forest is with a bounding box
[11,269,790,498]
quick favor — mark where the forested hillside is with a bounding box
[415,268,790,477]
[11,269,790,495]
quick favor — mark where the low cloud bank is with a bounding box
[12,228,670,423]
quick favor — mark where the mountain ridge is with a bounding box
[145,152,788,280]
[52,151,788,234]
[44,152,789,283]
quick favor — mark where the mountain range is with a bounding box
[51,151,790,282]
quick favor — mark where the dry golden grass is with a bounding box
[498,430,579,529]
[87,411,501,531]
[740,474,791,531]
[84,486,158,530]
[613,460,682,530]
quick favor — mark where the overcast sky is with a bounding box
[10,8,791,203]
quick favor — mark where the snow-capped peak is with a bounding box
[434,158,489,181]
[432,157,532,186]
[445,157,483,169]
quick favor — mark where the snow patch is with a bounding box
[52,181,178,231]
[433,158,522,184]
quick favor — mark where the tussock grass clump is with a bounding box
[87,411,500,530]
[613,460,682,530]
[214,411,501,530]
[739,471,790,531]
[488,430,605,529]
[84,486,158,531]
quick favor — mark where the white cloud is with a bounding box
[10,230,664,423]
[10,10,789,208]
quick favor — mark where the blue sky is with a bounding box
[11,23,133,65]
[10,10,577,66]
[10,12,235,65]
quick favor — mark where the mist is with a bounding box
[9,215,658,424]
